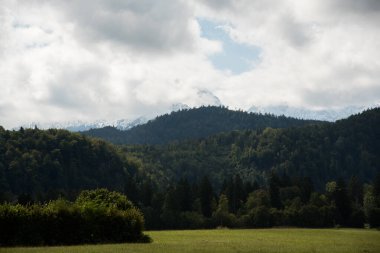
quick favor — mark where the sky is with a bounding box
[1,0,380,128]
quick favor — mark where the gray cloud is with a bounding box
[200,0,235,10]
[1,0,380,128]
[301,84,380,108]
[331,0,380,13]
[57,0,195,53]
[46,64,109,110]
[278,15,313,48]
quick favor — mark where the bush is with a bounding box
[0,189,149,246]
[76,188,133,210]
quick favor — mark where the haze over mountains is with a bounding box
[82,106,323,145]
[19,117,149,132]
[16,102,377,132]
[249,103,380,122]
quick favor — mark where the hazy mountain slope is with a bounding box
[82,106,323,144]
[17,117,149,132]
[249,104,379,122]
[124,108,380,190]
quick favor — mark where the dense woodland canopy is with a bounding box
[0,107,379,230]
[82,106,322,144]
[121,107,380,229]
[0,127,130,201]
[124,107,380,190]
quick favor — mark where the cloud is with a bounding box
[0,0,379,128]
[53,0,197,54]
[330,0,380,13]
[197,0,380,109]
[198,18,261,74]
[0,0,224,128]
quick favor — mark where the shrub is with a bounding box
[0,189,149,246]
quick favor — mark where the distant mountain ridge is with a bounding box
[16,102,377,131]
[249,104,380,122]
[82,106,324,145]
[17,117,149,132]
[124,107,380,191]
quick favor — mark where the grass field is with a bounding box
[1,228,379,253]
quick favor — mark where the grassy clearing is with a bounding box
[0,228,379,253]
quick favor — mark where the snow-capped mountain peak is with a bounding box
[248,103,380,122]
[16,117,149,132]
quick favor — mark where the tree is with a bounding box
[373,172,380,201]
[348,176,363,206]
[246,189,270,209]
[269,172,282,209]
[334,179,352,225]
[140,180,153,206]
[295,177,314,203]
[200,176,214,217]
[213,194,230,227]
[364,184,380,227]
[177,178,192,212]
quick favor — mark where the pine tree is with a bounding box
[335,179,352,225]
[269,172,282,209]
[200,176,213,217]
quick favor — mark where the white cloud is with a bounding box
[197,0,380,109]
[0,0,379,128]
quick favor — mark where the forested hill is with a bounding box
[0,127,132,202]
[124,107,380,190]
[0,108,379,230]
[82,106,323,145]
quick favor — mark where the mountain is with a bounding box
[249,104,379,122]
[82,106,323,145]
[170,103,191,112]
[17,117,149,132]
[124,107,380,190]
[1,107,379,230]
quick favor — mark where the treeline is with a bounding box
[0,127,130,202]
[83,106,322,144]
[133,173,380,230]
[0,108,379,232]
[123,108,380,190]
[0,189,149,246]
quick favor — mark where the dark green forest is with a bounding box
[123,107,380,191]
[0,127,129,202]
[0,107,380,234]
[121,107,380,229]
[82,106,322,144]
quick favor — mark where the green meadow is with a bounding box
[1,228,379,253]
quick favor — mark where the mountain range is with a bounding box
[82,106,323,145]
[1,105,379,230]
[18,117,149,132]
[249,104,380,122]
[17,102,378,132]
[123,107,380,190]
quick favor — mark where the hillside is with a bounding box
[82,106,323,144]
[1,108,379,229]
[0,127,131,202]
[124,107,380,190]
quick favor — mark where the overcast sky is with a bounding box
[1,0,380,128]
